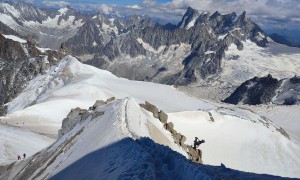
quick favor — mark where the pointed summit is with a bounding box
[235,11,247,26]
[177,7,200,28]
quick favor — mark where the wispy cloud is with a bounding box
[43,1,70,8]
[99,4,114,14]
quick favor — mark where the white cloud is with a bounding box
[43,1,70,8]
[99,4,113,14]
[126,5,142,9]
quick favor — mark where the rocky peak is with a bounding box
[235,11,247,27]
[93,12,111,25]
[207,11,237,34]
[223,75,300,105]
[209,11,222,19]
[177,7,201,28]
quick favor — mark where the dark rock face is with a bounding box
[177,7,200,29]
[0,34,63,115]
[223,75,300,105]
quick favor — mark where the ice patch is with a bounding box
[204,51,216,55]
[3,35,27,43]
[137,38,165,53]
[218,34,227,40]
[37,47,51,53]
[186,19,196,29]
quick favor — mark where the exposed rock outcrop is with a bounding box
[58,108,91,138]
[140,101,159,118]
[58,98,117,138]
[140,101,203,163]
[223,75,300,105]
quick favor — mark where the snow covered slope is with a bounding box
[0,56,299,178]
[168,106,300,177]
[0,55,214,161]
[0,99,284,179]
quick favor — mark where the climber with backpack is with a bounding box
[193,137,205,149]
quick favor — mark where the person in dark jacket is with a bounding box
[193,137,205,149]
[23,153,26,159]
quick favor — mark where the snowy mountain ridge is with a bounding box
[0,56,299,178]
[0,97,289,179]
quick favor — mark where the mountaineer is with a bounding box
[193,137,205,149]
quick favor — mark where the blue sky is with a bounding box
[15,0,300,32]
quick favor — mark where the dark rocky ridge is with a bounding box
[223,75,300,105]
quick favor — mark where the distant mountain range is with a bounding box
[269,33,300,48]
[0,2,299,105]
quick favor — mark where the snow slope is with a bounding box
[247,104,300,145]
[0,98,283,179]
[1,56,299,178]
[0,124,53,164]
[168,107,300,177]
[0,55,213,162]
